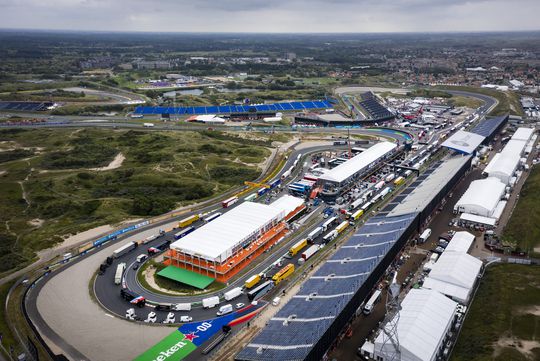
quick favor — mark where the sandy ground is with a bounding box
[90,152,125,171]
[494,337,540,359]
[36,220,179,361]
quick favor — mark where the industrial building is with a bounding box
[318,141,397,198]
[236,155,471,361]
[165,196,304,283]
[453,177,506,218]
[422,252,482,303]
[484,127,534,184]
[371,289,458,361]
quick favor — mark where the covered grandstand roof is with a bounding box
[470,115,508,138]
[387,156,471,217]
[318,141,397,184]
[454,177,506,217]
[445,231,475,253]
[170,202,284,262]
[374,288,457,361]
[236,212,418,361]
[422,252,482,303]
[441,130,485,154]
[134,100,332,115]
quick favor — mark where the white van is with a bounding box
[216,304,233,316]
[419,228,432,243]
[136,254,148,263]
[272,297,281,306]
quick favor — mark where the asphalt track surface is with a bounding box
[22,87,496,361]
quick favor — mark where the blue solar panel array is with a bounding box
[470,115,508,139]
[134,100,333,115]
[236,212,417,361]
[0,101,53,111]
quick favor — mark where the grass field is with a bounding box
[447,95,484,109]
[451,264,540,361]
[0,128,276,274]
[502,166,540,256]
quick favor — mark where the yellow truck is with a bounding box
[352,209,364,221]
[272,264,295,285]
[393,176,405,186]
[178,214,199,228]
[245,274,261,289]
[289,239,308,257]
[336,221,349,234]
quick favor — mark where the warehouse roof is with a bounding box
[441,130,485,154]
[454,177,506,216]
[460,213,496,226]
[445,231,475,253]
[374,288,457,361]
[423,252,482,303]
[171,202,284,262]
[387,156,470,217]
[318,141,397,184]
[236,212,418,361]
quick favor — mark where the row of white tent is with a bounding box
[365,231,482,361]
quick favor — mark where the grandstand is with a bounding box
[236,155,471,361]
[470,114,509,144]
[0,101,54,111]
[134,100,332,116]
[357,92,394,121]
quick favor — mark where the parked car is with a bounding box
[180,315,193,323]
[235,303,245,309]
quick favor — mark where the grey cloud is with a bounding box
[0,0,538,32]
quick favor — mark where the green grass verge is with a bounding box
[137,260,225,297]
[502,166,540,256]
[0,280,16,358]
[451,264,540,361]
[436,85,523,116]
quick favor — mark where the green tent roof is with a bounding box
[157,266,214,289]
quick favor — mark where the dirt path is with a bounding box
[90,152,125,171]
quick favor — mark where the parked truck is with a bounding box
[335,221,349,234]
[301,245,319,261]
[178,214,199,228]
[244,274,261,289]
[202,296,220,309]
[224,287,243,301]
[112,241,137,258]
[222,196,239,208]
[289,239,308,257]
[307,227,323,242]
[114,263,126,285]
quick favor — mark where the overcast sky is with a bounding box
[0,0,539,33]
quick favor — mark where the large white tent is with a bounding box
[423,252,482,303]
[171,202,284,262]
[485,127,534,184]
[318,141,396,185]
[170,195,304,263]
[373,288,457,361]
[445,231,475,253]
[454,177,506,217]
